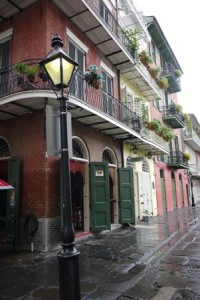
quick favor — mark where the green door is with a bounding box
[118,168,134,224]
[6,157,20,245]
[90,162,110,231]
[160,170,167,213]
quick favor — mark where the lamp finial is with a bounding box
[51,33,63,48]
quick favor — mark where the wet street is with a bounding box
[1,206,200,299]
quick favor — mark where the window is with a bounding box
[150,40,156,63]
[68,40,85,100]
[0,40,10,96]
[100,2,109,25]
[102,69,113,116]
[153,99,160,111]
[0,138,10,157]
[102,148,117,165]
[122,87,133,110]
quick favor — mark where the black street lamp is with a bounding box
[191,179,195,207]
[40,33,80,299]
[188,171,195,207]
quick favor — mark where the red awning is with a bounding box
[0,179,14,190]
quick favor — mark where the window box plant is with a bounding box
[148,66,162,79]
[159,126,174,142]
[156,76,169,89]
[138,50,153,68]
[150,119,161,133]
[85,65,103,89]
[24,65,39,82]
[13,62,27,85]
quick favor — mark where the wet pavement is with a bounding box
[1,205,200,299]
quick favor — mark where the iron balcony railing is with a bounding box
[167,151,188,166]
[85,0,136,59]
[188,164,200,177]
[162,63,181,93]
[0,60,141,131]
[162,105,184,122]
[183,129,200,147]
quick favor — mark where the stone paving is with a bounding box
[0,206,200,299]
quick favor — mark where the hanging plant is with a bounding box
[85,65,103,89]
[183,152,191,161]
[124,28,140,54]
[174,69,183,78]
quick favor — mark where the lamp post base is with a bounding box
[57,247,80,300]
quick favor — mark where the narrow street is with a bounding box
[0,205,200,300]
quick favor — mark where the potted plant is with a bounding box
[24,64,39,82]
[156,76,169,89]
[161,126,174,142]
[13,62,27,84]
[148,66,162,79]
[174,69,182,78]
[138,50,153,68]
[124,28,140,54]
[183,152,191,161]
[85,65,103,89]
[150,119,161,133]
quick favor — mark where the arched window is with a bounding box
[102,148,117,165]
[0,138,10,158]
[72,137,89,160]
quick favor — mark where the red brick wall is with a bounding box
[0,0,119,99]
[0,111,60,218]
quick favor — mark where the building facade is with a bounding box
[0,0,193,252]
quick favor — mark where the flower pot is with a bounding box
[16,75,23,85]
[28,75,35,83]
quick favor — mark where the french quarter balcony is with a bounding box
[183,129,200,151]
[162,63,181,94]
[162,105,185,129]
[0,60,168,155]
[0,60,141,131]
[136,122,169,154]
[52,0,163,101]
[188,164,200,178]
[167,151,189,169]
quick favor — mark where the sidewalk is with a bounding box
[0,205,200,300]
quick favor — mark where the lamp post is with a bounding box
[191,178,195,207]
[39,33,80,299]
[188,171,195,207]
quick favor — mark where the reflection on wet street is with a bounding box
[0,206,200,299]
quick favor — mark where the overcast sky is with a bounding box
[134,0,200,122]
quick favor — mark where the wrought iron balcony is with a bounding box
[162,105,185,128]
[162,63,181,94]
[140,123,169,153]
[0,60,140,130]
[167,151,189,169]
[188,164,200,178]
[183,130,200,151]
